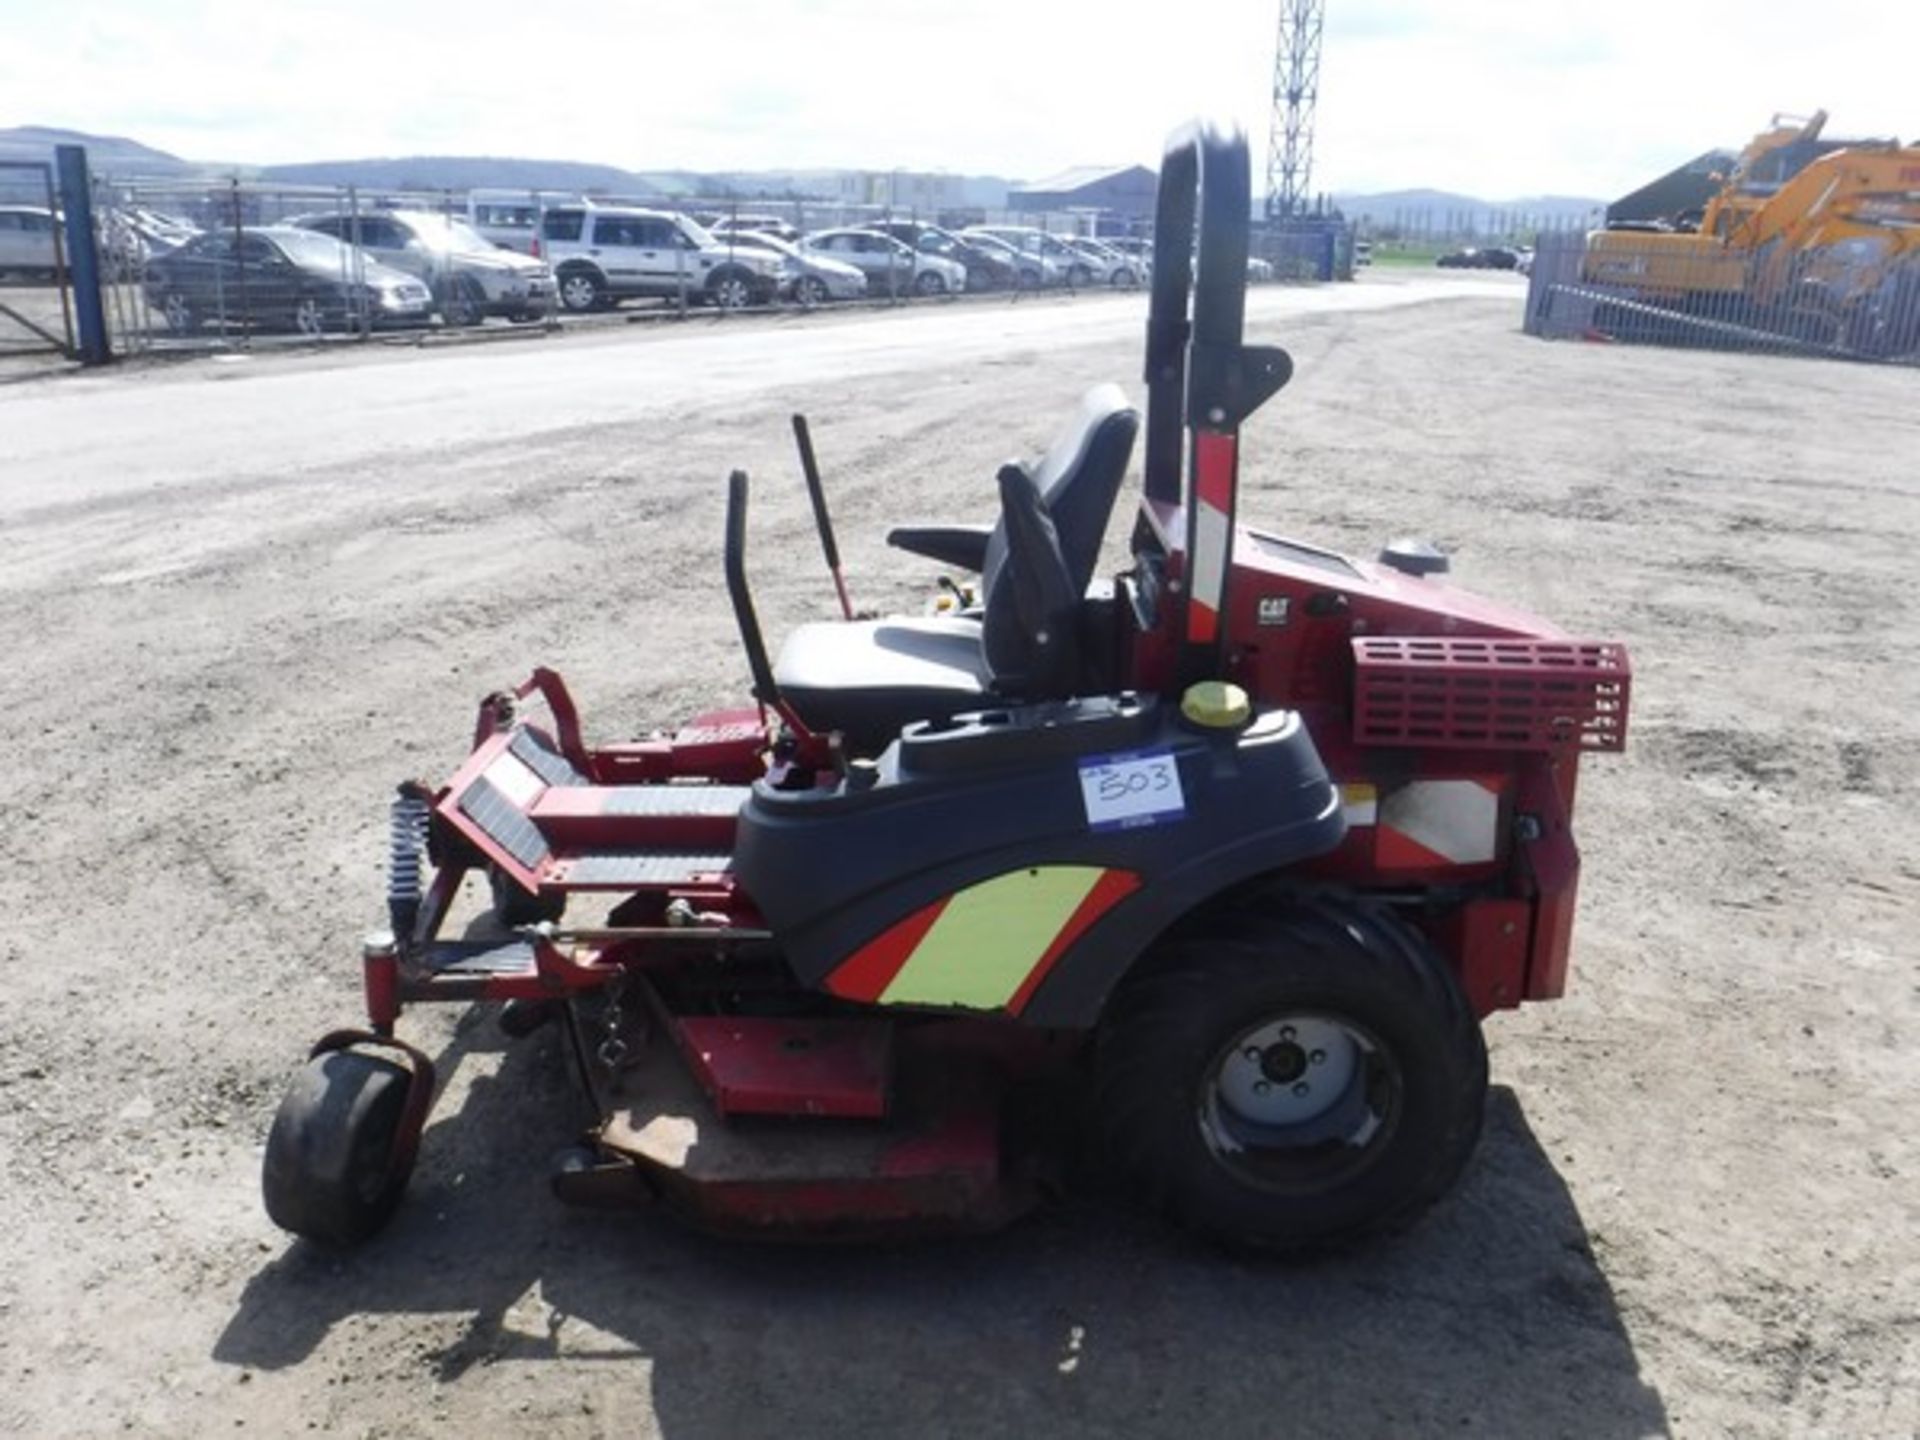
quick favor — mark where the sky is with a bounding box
[2,0,1915,200]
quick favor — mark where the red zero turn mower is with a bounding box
[264,124,1631,1252]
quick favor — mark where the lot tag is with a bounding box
[1078,750,1186,832]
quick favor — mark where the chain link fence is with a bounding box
[1524,229,1920,365]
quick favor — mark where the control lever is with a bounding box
[791,413,855,621]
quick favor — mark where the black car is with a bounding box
[870,220,1019,291]
[1436,245,1520,271]
[144,225,434,336]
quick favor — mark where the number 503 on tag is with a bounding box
[1078,750,1187,831]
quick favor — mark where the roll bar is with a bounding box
[1140,121,1294,683]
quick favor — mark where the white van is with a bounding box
[466,191,558,255]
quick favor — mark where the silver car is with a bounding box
[801,229,967,296]
[1065,236,1141,288]
[0,205,61,279]
[723,232,867,304]
[959,231,1051,289]
[967,226,1093,286]
[291,210,554,323]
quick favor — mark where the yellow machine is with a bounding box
[1583,112,1920,353]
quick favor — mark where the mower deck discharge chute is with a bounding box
[264,122,1632,1252]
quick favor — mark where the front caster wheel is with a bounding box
[262,1050,416,1246]
[1095,898,1487,1252]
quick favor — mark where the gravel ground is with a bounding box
[0,281,1914,1438]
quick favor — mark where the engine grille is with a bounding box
[1351,636,1630,753]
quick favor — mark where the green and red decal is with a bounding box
[826,866,1142,1014]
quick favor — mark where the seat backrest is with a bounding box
[980,384,1139,615]
[982,463,1080,697]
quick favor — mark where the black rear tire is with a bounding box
[1095,898,1487,1252]
[262,1051,415,1246]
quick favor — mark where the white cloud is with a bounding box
[1,0,1913,199]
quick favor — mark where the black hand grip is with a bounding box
[724,470,780,705]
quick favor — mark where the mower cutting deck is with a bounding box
[263,122,1631,1253]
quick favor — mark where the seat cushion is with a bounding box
[774,616,989,752]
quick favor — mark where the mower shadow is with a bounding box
[217,1019,1668,1438]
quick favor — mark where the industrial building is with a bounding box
[1009,163,1159,224]
[1607,149,1738,226]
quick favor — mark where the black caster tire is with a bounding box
[262,1050,416,1246]
[489,864,566,927]
[1095,898,1487,1253]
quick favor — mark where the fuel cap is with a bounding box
[1180,681,1252,729]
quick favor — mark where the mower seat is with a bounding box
[774,387,1139,752]
[772,615,990,751]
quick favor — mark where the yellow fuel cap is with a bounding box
[1181,680,1252,729]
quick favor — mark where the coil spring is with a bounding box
[388,790,430,907]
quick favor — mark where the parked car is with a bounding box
[869,221,1019,291]
[721,231,867,303]
[538,206,789,311]
[709,214,802,244]
[1354,240,1374,267]
[800,229,967,296]
[143,225,433,336]
[1063,236,1140,287]
[953,230,1047,288]
[1436,246,1521,271]
[1247,255,1275,283]
[1108,236,1154,280]
[466,191,555,255]
[95,206,198,276]
[966,226,1094,286]
[0,205,60,280]
[290,210,553,323]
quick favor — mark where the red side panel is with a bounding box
[1429,898,1532,1016]
[1516,758,1581,1000]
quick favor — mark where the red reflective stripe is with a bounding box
[1007,869,1142,1015]
[1374,824,1455,871]
[1186,595,1218,643]
[825,897,950,1002]
[1194,431,1235,511]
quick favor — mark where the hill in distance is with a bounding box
[7,125,1584,221]
[0,124,200,175]
[259,154,666,196]
[259,158,1011,207]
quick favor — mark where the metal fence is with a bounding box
[1523,229,1920,365]
[90,176,565,356]
[71,170,1349,359]
[1251,223,1355,283]
[0,159,74,360]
